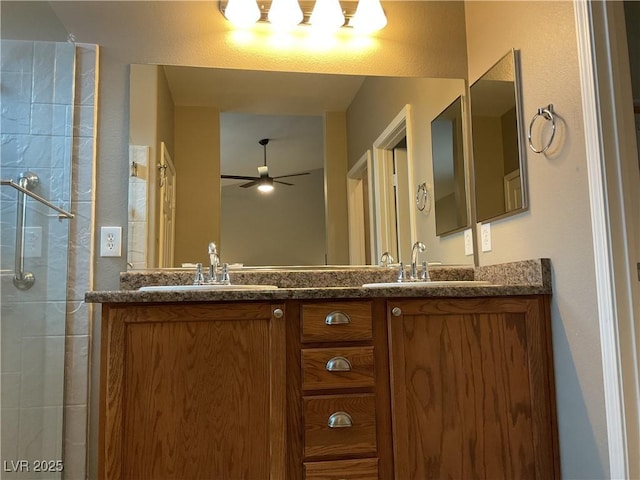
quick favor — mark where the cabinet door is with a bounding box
[99,302,286,480]
[387,297,559,480]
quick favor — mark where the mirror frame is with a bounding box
[469,49,529,224]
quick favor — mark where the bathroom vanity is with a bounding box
[87,260,560,479]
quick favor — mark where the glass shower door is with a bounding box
[1,39,75,479]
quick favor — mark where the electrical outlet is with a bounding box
[100,226,122,257]
[481,223,492,252]
[24,226,43,258]
[464,228,473,256]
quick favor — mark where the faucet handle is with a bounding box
[397,262,406,283]
[193,263,205,285]
[220,263,231,285]
[421,260,431,281]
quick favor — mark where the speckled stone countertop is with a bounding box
[85,259,551,304]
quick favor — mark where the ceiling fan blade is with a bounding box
[273,172,310,180]
[239,180,259,188]
[221,175,260,181]
[274,180,294,186]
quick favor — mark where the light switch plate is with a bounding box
[481,223,492,252]
[464,228,473,256]
[24,226,43,258]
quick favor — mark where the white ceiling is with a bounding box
[162,65,366,178]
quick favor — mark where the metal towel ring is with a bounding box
[527,104,556,154]
[416,182,430,212]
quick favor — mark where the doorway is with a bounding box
[372,105,416,265]
[347,151,374,264]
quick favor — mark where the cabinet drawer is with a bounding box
[304,394,377,458]
[302,347,375,390]
[301,302,372,343]
[304,458,378,479]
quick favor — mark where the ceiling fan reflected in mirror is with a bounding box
[221,138,311,193]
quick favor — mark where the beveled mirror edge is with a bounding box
[469,48,530,225]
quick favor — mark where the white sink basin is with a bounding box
[139,284,279,292]
[362,280,493,288]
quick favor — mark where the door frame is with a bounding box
[575,1,640,478]
[372,105,417,263]
[347,150,375,264]
[157,141,176,268]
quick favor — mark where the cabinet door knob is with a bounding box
[273,308,284,318]
[325,311,351,325]
[327,411,353,428]
[391,307,402,317]
[325,356,352,372]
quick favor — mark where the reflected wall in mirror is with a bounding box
[470,49,528,223]
[128,65,475,268]
[431,95,469,236]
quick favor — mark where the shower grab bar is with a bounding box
[1,172,74,290]
[1,178,74,219]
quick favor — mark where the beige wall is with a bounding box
[472,115,506,221]
[465,1,606,477]
[221,169,326,265]
[324,112,349,264]
[347,76,470,265]
[174,106,220,266]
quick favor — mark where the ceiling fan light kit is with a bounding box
[221,138,311,193]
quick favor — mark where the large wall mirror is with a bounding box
[128,65,474,268]
[470,49,528,223]
[431,95,469,236]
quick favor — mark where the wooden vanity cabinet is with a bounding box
[287,300,394,480]
[98,302,286,480]
[387,296,559,480]
[98,294,558,480]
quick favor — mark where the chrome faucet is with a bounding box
[410,241,426,281]
[380,251,395,267]
[208,242,220,283]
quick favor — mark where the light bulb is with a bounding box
[224,0,261,28]
[309,0,345,31]
[268,0,303,29]
[350,0,387,33]
[258,177,274,193]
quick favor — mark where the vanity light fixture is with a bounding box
[220,0,387,33]
[309,0,345,31]
[349,0,387,33]
[268,0,304,28]
[223,0,262,27]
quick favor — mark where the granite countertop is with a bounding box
[85,259,552,304]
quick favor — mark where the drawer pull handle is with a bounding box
[327,411,353,428]
[325,356,352,372]
[325,311,351,325]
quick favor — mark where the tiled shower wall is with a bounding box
[0,40,97,479]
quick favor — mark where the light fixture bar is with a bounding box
[219,0,366,28]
